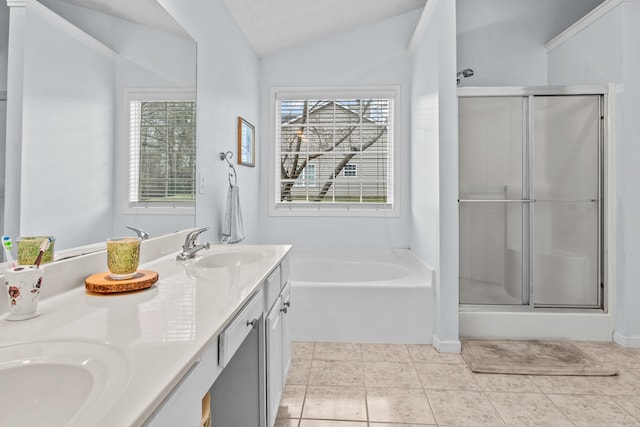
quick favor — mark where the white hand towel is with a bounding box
[222,183,245,243]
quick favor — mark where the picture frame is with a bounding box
[238,117,255,167]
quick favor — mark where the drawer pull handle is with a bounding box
[281,306,288,314]
[246,318,258,329]
[284,301,291,308]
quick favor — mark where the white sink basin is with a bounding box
[195,250,264,269]
[0,340,130,426]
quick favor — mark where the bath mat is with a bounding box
[461,339,617,376]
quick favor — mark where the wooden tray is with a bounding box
[85,270,159,294]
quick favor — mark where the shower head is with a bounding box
[456,68,474,85]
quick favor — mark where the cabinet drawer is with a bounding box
[264,266,281,312]
[144,339,220,427]
[219,289,264,368]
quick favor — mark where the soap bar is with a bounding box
[85,270,159,294]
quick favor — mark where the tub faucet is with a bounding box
[176,227,211,261]
[126,225,150,240]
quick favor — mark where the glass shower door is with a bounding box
[532,96,601,307]
[459,97,527,304]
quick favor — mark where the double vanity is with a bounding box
[0,230,292,427]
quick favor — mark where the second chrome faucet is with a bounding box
[176,227,211,261]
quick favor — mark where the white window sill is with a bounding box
[269,204,399,217]
[124,206,195,216]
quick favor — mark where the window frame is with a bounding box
[124,88,197,215]
[269,86,400,217]
[343,163,357,178]
[294,163,317,187]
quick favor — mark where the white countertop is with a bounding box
[0,244,292,427]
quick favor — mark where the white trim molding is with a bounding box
[408,0,437,53]
[432,335,461,353]
[15,0,118,60]
[545,0,635,52]
[461,309,614,342]
[269,85,401,218]
[613,332,640,348]
[123,88,197,215]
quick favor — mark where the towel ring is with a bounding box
[220,151,238,186]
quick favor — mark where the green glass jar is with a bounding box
[17,236,55,266]
[106,237,141,280]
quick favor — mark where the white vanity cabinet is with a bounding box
[266,259,292,427]
[144,338,221,427]
[145,254,292,427]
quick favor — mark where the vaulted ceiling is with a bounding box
[222,0,428,57]
[57,0,427,56]
[55,0,604,58]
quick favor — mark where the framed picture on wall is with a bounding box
[238,117,255,167]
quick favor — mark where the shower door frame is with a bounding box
[458,85,610,311]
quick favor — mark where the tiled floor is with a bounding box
[275,341,640,426]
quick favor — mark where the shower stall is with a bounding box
[458,86,606,309]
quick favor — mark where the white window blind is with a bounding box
[273,87,398,215]
[127,90,196,209]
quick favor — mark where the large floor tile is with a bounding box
[571,342,640,370]
[369,424,431,427]
[275,419,299,427]
[308,360,364,386]
[366,387,436,424]
[292,342,315,359]
[587,371,640,396]
[427,389,505,426]
[313,342,362,361]
[361,344,411,362]
[302,385,367,421]
[548,394,640,426]
[363,361,421,388]
[529,374,601,395]
[612,395,640,421]
[407,344,464,364]
[299,421,366,427]
[415,362,480,391]
[278,384,307,419]
[287,358,312,385]
[487,392,573,427]
[473,373,540,393]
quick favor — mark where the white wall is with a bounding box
[18,6,115,250]
[157,0,261,244]
[112,31,196,236]
[546,5,623,84]
[0,2,8,92]
[547,1,640,345]
[256,11,420,248]
[457,0,603,86]
[1,3,9,239]
[410,0,460,351]
[40,0,197,239]
[618,2,640,345]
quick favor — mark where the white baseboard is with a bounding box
[432,334,461,353]
[613,331,640,348]
[460,310,613,342]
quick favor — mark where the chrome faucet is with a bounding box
[126,225,150,240]
[176,227,211,261]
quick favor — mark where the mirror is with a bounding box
[1,0,196,258]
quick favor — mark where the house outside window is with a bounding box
[270,86,399,217]
[294,164,317,187]
[126,89,196,212]
[343,163,357,177]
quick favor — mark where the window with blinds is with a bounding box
[127,90,196,209]
[273,87,398,215]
